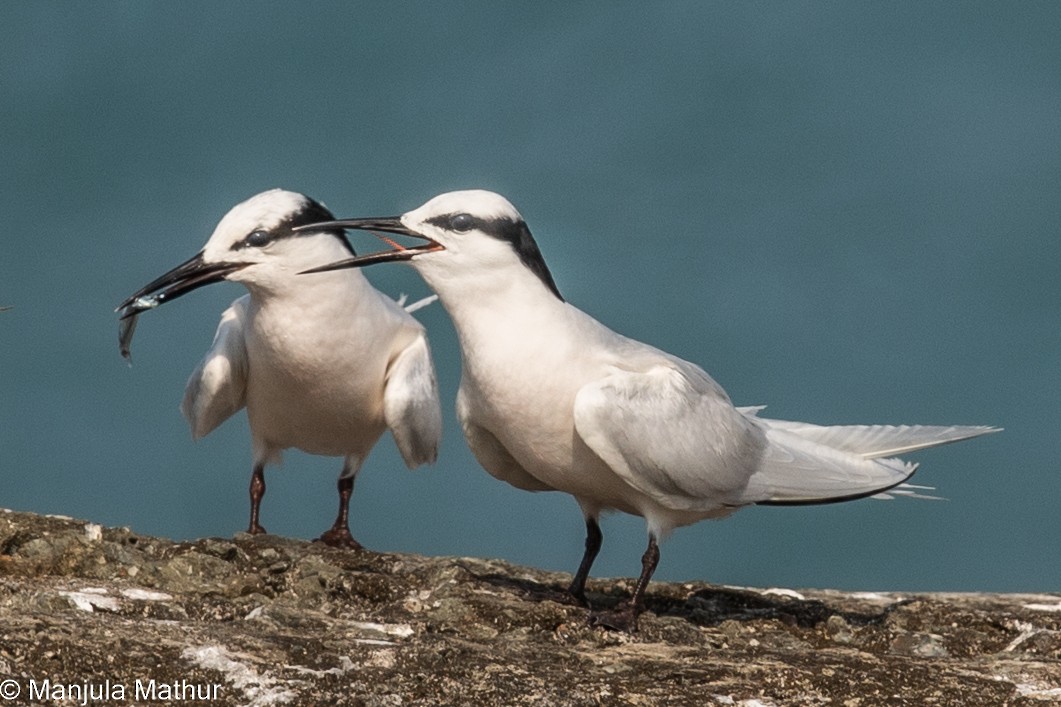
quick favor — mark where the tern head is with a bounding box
[297,190,563,301]
[117,189,356,316]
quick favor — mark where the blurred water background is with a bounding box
[0,2,1055,591]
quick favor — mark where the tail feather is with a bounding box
[745,417,1000,459]
[741,419,998,506]
[743,425,919,505]
[872,483,944,501]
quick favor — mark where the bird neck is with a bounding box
[245,266,374,308]
[420,264,573,373]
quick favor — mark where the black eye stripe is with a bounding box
[229,197,356,256]
[424,213,563,301]
[424,213,510,239]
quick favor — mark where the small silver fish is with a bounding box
[118,313,139,362]
[117,295,160,362]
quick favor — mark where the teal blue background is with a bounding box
[1,3,1054,591]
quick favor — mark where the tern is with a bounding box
[117,189,442,548]
[299,189,998,630]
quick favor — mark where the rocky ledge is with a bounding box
[0,509,1058,706]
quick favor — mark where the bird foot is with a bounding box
[246,523,267,536]
[561,587,591,608]
[316,526,363,550]
[588,605,641,633]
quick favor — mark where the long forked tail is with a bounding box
[737,412,1000,506]
[749,418,1001,459]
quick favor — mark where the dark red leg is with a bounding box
[247,464,267,535]
[567,517,603,606]
[588,536,660,632]
[317,475,362,549]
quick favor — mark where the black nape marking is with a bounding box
[230,197,357,256]
[426,213,563,301]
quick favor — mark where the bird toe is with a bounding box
[316,527,364,550]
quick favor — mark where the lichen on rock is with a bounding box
[0,509,1058,705]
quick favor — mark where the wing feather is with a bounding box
[573,366,765,512]
[572,365,959,512]
[180,296,249,439]
[382,331,442,468]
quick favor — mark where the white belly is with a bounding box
[459,351,647,516]
[242,290,408,460]
[246,357,387,458]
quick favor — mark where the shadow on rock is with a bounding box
[460,563,910,630]
[653,586,913,628]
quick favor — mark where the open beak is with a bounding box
[115,253,248,360]
[115,252,248,319]
[115,251,249,362]
[293,218,443,274]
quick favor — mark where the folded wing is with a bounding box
[574,366,997,512]
[383,330,442,468]
[181,296,249,439]
[573,365,767,513]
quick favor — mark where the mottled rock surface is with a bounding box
[0,509,1058,705]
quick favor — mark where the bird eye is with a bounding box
[449,213,474,232]
[245,230,271,248]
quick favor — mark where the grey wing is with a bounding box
[573,365,927,510]
[180,296,249,439]
[573,365,765,512]
[456,388,554,492]
[382,330,442,468]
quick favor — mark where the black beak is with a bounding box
[116,252,248,319]
[292,218,443,275]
